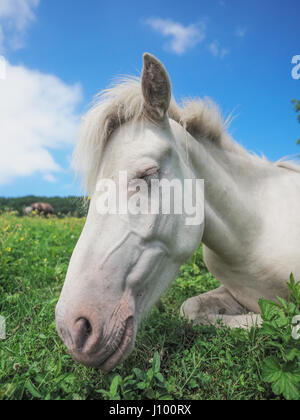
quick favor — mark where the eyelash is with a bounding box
[140,169,159,183]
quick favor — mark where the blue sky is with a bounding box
[0,0,299,197]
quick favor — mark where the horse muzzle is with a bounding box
[56,303,135,372]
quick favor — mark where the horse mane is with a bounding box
[73,77,300,193]
[275,159,300,173]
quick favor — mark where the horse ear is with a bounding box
[142,53,171,121]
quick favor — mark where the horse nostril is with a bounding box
[73,317,93,349]
[80,318,92,335]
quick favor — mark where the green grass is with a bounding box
[0,212,299,400]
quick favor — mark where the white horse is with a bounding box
[56,53,300,372]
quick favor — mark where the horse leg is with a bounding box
[180,286,262,330]
[200,313,262,329]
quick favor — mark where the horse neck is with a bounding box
[179,129,268,259]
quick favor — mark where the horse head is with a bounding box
[56,54,204,371]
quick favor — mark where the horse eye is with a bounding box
[140,168,159,183]
[140,167,159,178]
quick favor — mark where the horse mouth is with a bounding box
[99,316,135,372]
[69,316,135,372]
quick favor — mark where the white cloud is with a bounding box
[0,60,82,185]
[209,41,219,57]
[43,174,57,183]
[236,26,247,38]
[145,17,229,59]
[0,26,4,50]
[0,0,39,52]
[209,41,229,59]
[146,18,206,55]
